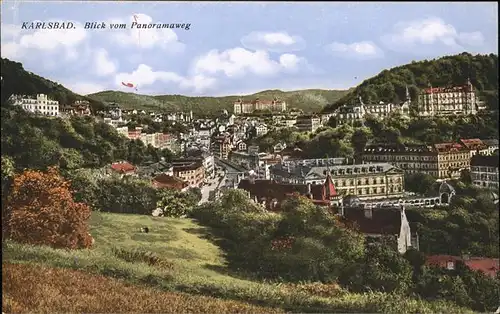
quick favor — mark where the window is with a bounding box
[446,261,455,270]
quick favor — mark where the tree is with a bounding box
[5,167,93,249]
[95,177,158,215]
[156,188,197,218]
[404,173,436,195]
[186,187,202,204]
[2,156,16,238]
[351,128,372,164]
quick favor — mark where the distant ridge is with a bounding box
[87,88,352,114]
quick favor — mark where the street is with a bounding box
[198,168,226,205]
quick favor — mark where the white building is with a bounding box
[417,79,481,117]
[336,89,410,125]
[10,94,60,116]
[284,117,297,128]
[202,153,216,178]
[470,155,499,189]
[116,126,129,138]
[104,117,128,128]
[255,124,268,136]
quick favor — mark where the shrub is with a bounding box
[111,247,175,270]
[5,166,92,249]
[95,176,158,215]
[156,188,196,218]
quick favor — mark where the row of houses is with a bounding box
[115,126,180,151]
[108,153,215,190]
[363,138,499,181]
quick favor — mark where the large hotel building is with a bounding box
[233,97,287,114]
[416,79,482,116]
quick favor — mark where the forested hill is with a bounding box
[323,52,499,112]
[0,58,106,111]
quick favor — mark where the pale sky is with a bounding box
[1,1,497,96]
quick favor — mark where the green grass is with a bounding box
[3,211,473,313]
[87,89,352,114]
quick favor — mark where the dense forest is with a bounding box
[0,105,170,172]
[323,52,499,112]
[0,58,106,112]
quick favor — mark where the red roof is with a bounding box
[324,174,337,198]
[434,142,466,152]
[426,255,499,278]
[238,179,332,209]
[111,162,136,173]
[459,138,486,150]
[152,174,188,190]
[422,85,471,94]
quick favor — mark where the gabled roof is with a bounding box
[341,207,405,235]
[152,173,188,189]
[238,179,327,204]
[434,142,467,152]
[324,174,337,198]
[459,138,486,150]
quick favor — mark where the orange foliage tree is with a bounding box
[5,166,93,249]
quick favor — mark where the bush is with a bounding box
[5,167,92,249]
[111,247,174,270]
[156,188,197,218]
[95,176,158,215]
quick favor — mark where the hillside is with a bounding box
[0,58,106,111]
[2,211,472,313]
[88,88,352,114]
[323,52,499,112]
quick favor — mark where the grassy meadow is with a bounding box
[2,211,473,313]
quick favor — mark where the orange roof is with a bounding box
[111,162,136,173]
[426,255,499,278]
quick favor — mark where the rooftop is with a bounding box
[426,255,499,278]
[272,162,400,179]
[110,161,136,173]
[341,207,408,235]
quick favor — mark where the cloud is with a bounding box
[380,17,485,54]
[325,41,383,59]
[94,48,118,77]
[115,64,216,94]
[108,14,185,52]
[457,32,485,47]
[0,20,87,60]
[68,82,106,95]
[191,47,308,78]
[241,31,306,52]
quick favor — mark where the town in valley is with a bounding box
[1,1,498,313]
